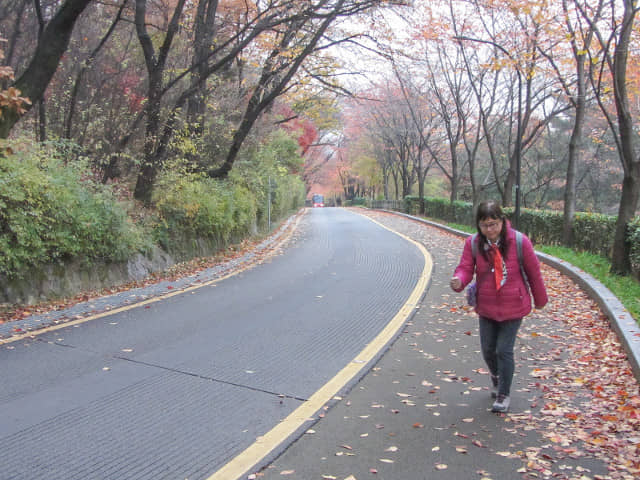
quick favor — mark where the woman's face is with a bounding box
[479,217,503,242]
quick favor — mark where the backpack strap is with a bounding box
[471,233,478,261]
[515,230,529,288]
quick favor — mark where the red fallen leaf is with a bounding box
[464,331,472,335]
[144,305,151,309]
[167,286,174,290]
[413,422,424,428]
[370,468,378,474]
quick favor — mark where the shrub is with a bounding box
[0,143,147,279]
[153,172,257,253]
[405,196,474,225]
[629,217,640,276]
[399,196,637,276]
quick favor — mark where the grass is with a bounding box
[425,217,640,324]
[537,245,640,324]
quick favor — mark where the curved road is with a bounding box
[0,208,428,480]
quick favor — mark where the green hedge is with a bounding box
[405,197,475,226]
[402,195,638,274]
[0,149,148,279]
[629,217,640,272]
[0,137,306,280]
[153,173,258,255]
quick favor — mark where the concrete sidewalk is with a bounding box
[255,210,638,480]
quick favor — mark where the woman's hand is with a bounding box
[450,276,462,291]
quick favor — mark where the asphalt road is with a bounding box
[0,208,425,480]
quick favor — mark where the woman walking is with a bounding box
[450,201,548,413]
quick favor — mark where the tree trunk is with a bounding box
[132,0,187,204]
[4,0,28,68]
[562,80,585,246]
[610,0,638,275]
[65,0,127,140]
[0,0,93,138]
[209,2,342,179]
[187,0,218,130]
[611,168,640,274]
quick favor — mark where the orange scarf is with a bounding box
[491,244,505,290]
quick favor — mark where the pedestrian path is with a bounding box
[254,210,639,480]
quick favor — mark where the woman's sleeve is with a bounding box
[452,236,476,292]
[522,235,548,308]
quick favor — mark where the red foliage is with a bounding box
[275,103,318,154]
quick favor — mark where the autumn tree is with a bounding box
[0,0,94,138]
[129,0,394,203]
[582,0,640,274]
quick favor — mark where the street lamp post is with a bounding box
[514,70,522,230]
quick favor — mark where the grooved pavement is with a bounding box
[0,208,424,480]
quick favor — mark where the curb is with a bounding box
[377,209,640,381]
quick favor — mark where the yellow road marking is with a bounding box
[0,213,304,346]
[207,211,433,480]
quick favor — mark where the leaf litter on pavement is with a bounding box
[261,210,638,480]
[358,210,640,480]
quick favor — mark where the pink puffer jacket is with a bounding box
[453,225,548,321]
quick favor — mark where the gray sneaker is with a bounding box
[490,375,498,399]
[492,394,510,413]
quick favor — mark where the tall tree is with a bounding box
[132,0,188,203]
[207,0,384,179]
[0,0,94,138]
[131,0,391,203]
[584,0,640,274]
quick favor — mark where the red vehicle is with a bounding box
[312,194,324,207]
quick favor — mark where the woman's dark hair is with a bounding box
[475,201,508,258]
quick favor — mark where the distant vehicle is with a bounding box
[312,194,324,207]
